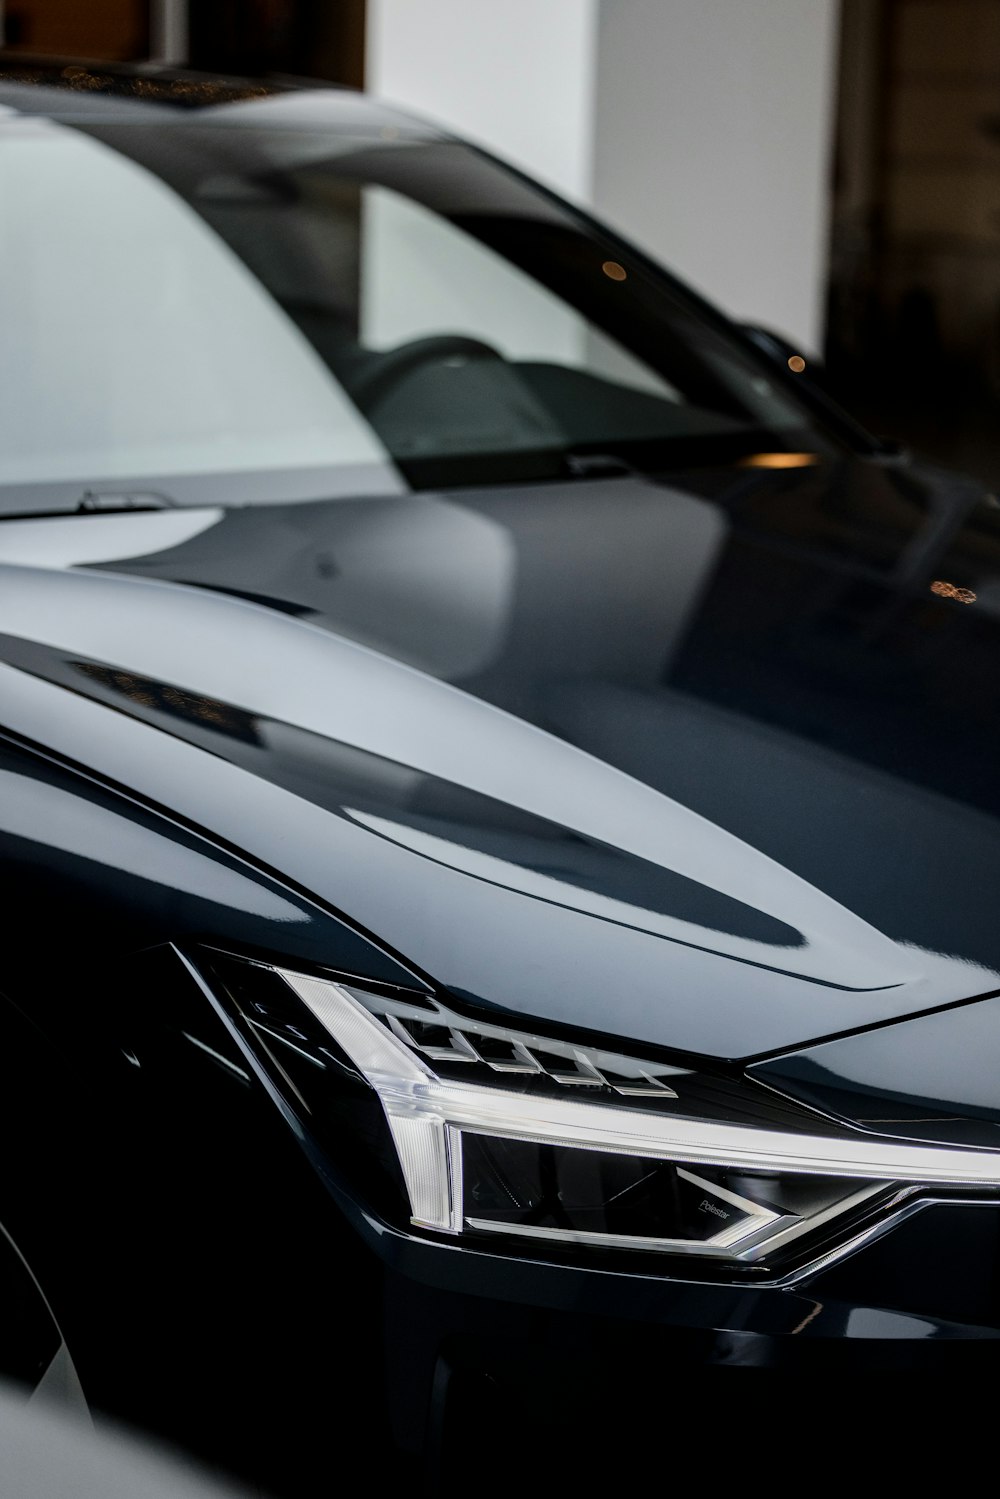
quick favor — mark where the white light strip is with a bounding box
[284,971,432,1085]
[284,971,1000,1189]
[379,1075,1000,1186]
[463,1215,780,1257]
[386,1113,453,1231]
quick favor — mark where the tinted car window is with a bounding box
[0,96,841,502]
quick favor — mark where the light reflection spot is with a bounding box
[930,580,977,603]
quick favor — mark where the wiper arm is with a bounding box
[76,489,176,514]
[564,452,635,480]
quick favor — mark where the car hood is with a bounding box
[2,459,1000,1060]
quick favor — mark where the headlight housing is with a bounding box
[193,950,1000,1272]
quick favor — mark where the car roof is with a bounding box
[0,53,436,133]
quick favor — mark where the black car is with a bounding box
[2,54,1000,1493]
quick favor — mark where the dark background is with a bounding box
[0,0,365,84]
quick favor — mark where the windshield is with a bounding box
[0,92,842,510]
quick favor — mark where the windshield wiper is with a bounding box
[565,453,636,480]
[76,490,175,514]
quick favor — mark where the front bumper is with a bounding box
[376,1202,1000,1484]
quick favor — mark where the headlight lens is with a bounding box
[196,952,1000,1269]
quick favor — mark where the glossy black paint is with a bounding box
[754,997,1000,1148]
[0,737,418,993]
[3,57,1000,1493]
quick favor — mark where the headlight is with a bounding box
[193,951,1000,1270]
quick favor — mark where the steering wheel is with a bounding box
[348,334,505,411]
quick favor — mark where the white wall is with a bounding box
[366,0,599,201]
[366,0,840,352]
[592,0,840,352]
